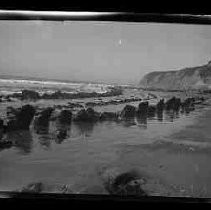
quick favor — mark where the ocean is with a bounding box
[0,78,114,95]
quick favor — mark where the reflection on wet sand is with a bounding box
[157,111,163,122]
[164,110,180,122]
[34,124,50,135]
[121,118,136,127]
[5,130,33,154]
[136,114,147,126]
[55,122,71,144]
[38,134,52,150]
[73,121,95,138]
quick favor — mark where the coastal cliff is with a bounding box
[139,61,211,91]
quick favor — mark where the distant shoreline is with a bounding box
[0,74,133,87]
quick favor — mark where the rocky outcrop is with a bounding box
[100,168,148,196]
[6,105,36,131]
[85,97,142,107]
[120,105,136,118]
[99,112,119,121]
[0,118,3,131]
[73,108,100,122]
[34,107,54,128]
[156,99,165,112]
[57,110,72,124]
[55,130,68,142]
[12,86,123,101]
[165,97,181,111]
[0,140,13,149]
[21,89,40,100]
[139,60,211,91]
[137,101,149,115]
[147,105,156,117]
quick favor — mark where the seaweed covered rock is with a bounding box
[183,97,195,107]
[0,140,13,149]
[147,105,156,117]
[156,99,165,112]
[99,112,119,121]
[58,109,72,124]
[21,182,44,193]
[73,108,100,122]
[0,118,4,140]
[6,105,36,131]
[56,129,68,142]
[21,89,40,100]
[165,97,181,111]
[34,107,54,128]
[0,118,3,131]
[181,97,196,113]
[67,102,84,109]
[102,169,147,196]
[137,101,149,115]
[120,105,136,119]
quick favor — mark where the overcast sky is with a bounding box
[0,20,211,84]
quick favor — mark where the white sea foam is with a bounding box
[0,78,114,95]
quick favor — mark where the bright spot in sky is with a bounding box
[118,39,122,45]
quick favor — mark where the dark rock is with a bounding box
[58,110,72,124]
[137,101,149,115]
[0,118,3,130]
[6,130,33,154]
[0,140,13,150]
[37,87,122,100]
[157,111,163,121]
[99,112,119,121]
[73,108,100,122]
[0,118,5,140]
[6,105,36,131]
[165,97,181,111]
[74,121,95,137]
[156,99,165,112]
[103,169,148,196]
[67,102,84,109]
[136,115,147,125]
[21,182,44,193]
[56,129,68,142]
[85,102,96,107]
[34,107,54,128]
[120,105,136,118]
[21,89,40,100]
[183,97,195,107]
[181,97,196,113]
[9,92,22,99]
[147,105,156,117]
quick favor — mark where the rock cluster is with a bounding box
[85,97,142,107]
[6,105,36,131]
[73,108,100,122]
[101,168,148,196]
[0,95,207,146]
[9,87,123,100]
[120,105,136,118]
